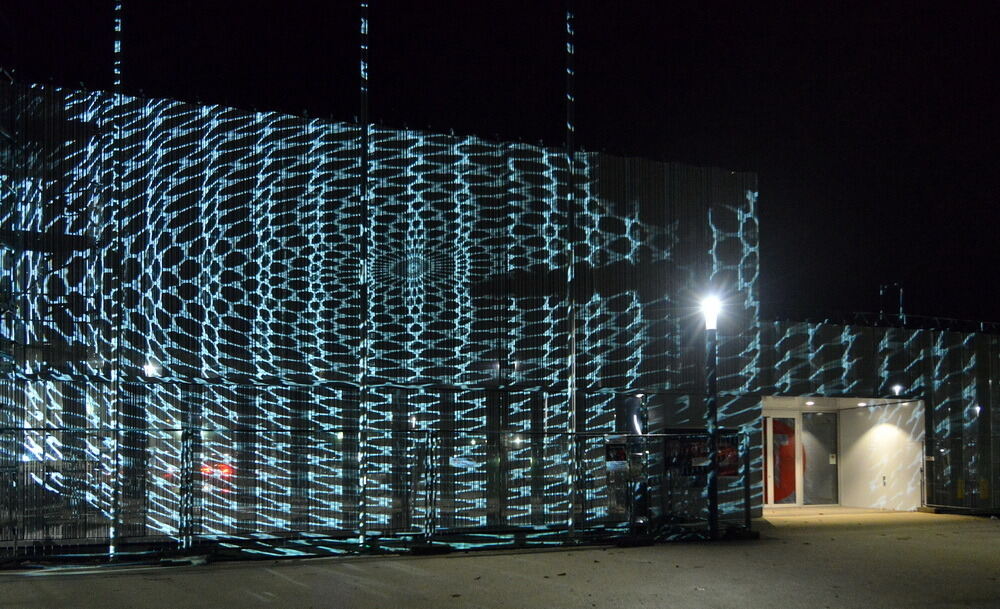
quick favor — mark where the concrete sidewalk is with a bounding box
[2,509,998,608]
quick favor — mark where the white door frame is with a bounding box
[763,410,804,507]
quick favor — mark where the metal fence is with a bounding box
[0,428,750,563]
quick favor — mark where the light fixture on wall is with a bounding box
[892,384,904,396]
[805,400,815,406]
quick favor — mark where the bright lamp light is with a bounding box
[700,296,722,330]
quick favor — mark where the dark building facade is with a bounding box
[0,81,997,558]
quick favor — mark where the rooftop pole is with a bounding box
[357,0,371,548]
[109,0,124,560]
[564,0,579,538]
[112,1,122,91]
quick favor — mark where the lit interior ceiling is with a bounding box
[762,396,919,412]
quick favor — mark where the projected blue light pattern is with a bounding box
[0,81,764,553]
[3,79,995,559]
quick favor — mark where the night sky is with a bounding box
[3,1,998,324]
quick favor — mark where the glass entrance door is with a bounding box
[763,410,839,506]
[801,411,838,505]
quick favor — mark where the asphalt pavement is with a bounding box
[2,508,998,608]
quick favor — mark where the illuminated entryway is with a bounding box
[762,397,925,511]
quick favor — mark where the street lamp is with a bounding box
[700,296,721,540]
[701,296,721,331]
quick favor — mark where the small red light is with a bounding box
[200,465,213,475]
[216,463,234,477]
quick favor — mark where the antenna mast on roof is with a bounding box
[880,282,905,326]
[564,0,580,538]
[113,0,123,92]
[356,0,372,548]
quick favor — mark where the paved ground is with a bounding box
[2,508,999,608]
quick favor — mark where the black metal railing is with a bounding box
[0,428,751,563]
[763,309,1000,335]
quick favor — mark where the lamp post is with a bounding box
[701,296,721,540]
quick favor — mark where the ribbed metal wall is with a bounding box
[4,77,997,561]
[0,81,757,555]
